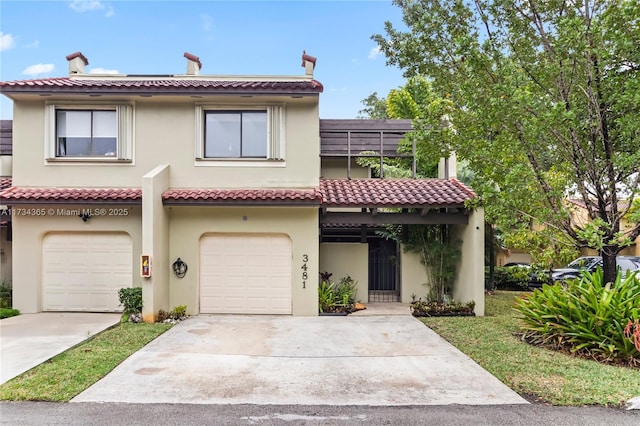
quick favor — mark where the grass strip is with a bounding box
[0,322,171,401]
[420,291,640,406]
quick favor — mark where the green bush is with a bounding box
[0,308,20,319]
[0,280,12,308]
[492,266,531,291]
[118,287,142,315]
[514,269,640,363]
[318,275,358,313]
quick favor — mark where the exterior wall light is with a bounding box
[172,258,188,278]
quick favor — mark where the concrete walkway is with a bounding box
[72,314,528,406]
[0,313,121,384]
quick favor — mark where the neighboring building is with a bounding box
[0,51,484,319]
[567,199,639,257]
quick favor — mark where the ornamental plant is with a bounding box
[514,269,640,365]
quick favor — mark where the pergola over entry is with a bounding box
[319,178,475,226]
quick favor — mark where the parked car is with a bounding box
[528,255,640,289]
[503,262,531,268]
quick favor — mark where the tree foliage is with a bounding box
[373,0,640,282]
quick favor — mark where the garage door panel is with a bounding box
[200,234,292,314]
[43,232,133,312]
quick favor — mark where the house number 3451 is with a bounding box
[301,254,309,288]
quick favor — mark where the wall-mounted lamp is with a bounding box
[172,258,188,278]
[78,212,91,222]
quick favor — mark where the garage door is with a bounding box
[200,234,292,314]
[42,232,133,312]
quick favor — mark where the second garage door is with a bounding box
[200,234,292,314]
[42,232,133,312]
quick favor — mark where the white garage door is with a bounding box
[200,234,292,314]
[42,232,133,312]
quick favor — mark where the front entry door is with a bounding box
[368,238,399,302]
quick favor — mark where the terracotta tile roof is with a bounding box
[0,77,323,95]
[0,187,141,203]
[319,178,476,207]
[162,188,322,205]
[0,177,11,191]
[0,179,477,208]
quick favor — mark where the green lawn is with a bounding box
[0,322,171,401]
[420,291,640,406]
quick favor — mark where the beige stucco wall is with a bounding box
[399,248,426,303]
[452,208,485,316]
[496,250,532,266]
[167,206,319,316]
[10,206,142,313]
[320,159,370,179]
[142,165,170,322]
[0,156,11,176]
[11,97,319,189]
[319,243,369,303]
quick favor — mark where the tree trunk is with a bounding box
[601,249,618,285]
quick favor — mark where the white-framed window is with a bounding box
[45,103,133,161]
[195,105,285,161]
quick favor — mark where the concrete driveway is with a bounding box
[0,313,121,384]
[72,311,528,406]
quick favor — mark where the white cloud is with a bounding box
[1,32,16,51]
[368,46,382,60]
[23,63,55,76]
[89,67,119,74]
[69,1,114,17]
[200,13,213,32]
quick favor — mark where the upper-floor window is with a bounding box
[205,111,267,158]
[45,103,133,162]
[56,110,117,157]
[195,105,285,162]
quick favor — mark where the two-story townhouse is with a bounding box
[0,51,485,320]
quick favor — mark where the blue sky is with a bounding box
[0,0,407,119]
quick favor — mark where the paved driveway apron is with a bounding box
[73,315,527,405]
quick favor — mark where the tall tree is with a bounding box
[373,0,640,283]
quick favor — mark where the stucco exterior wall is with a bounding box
[0,156,11,176]
[320,159,370,179]
[142,165,170,322]
[319,243,369,303]
[167,206,319,316]
[11,98,319,189]
[10,206,142,313]
[452,208,485,316]
[399,248,426,303]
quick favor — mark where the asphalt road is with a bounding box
[1,402,638,426]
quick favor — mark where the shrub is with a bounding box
[0,280,12,308]
[410,297,475,317]
[514,268,640,365]
[492,266,530,291]
[157,305,188,322]
[0,308,20,319]
[318,274,358,313]
[118,287,142,315]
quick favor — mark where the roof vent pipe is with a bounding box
[301,51,316,77]
[184,52,202,75]
[66,52,89,75]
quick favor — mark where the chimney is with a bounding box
[301,51,316,77]
[66,52,89,75]
[184,52,202,75]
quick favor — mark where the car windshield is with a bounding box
[566,257,600,270]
